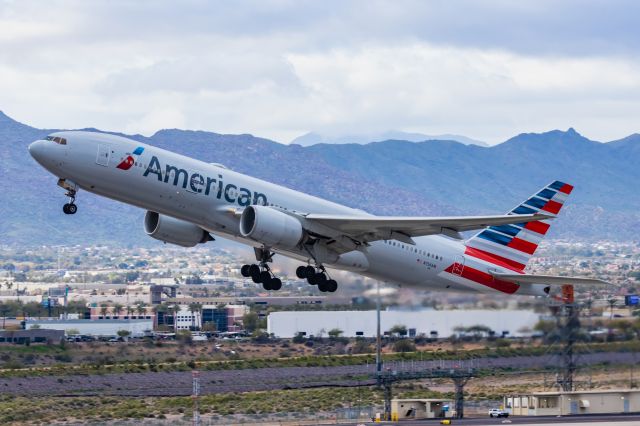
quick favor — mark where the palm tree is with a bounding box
[188,302,202,330]
[113,303,123,319]
[99,303,109,319]
[126,304,136,319]
[153,303,168,329]
[173,302,182,331]
[136,302,147,319]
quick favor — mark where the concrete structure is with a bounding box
[25,319,153,337]
[391,399,453,420]
[0,329,64,344]
[267,309,540,338]
[505,389,640,416]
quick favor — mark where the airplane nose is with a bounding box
[28,140,49,165]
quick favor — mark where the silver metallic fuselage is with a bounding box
[29,131,545,295]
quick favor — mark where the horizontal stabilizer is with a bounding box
[489,272,609,286]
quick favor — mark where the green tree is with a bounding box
[328,328,344,339]
[117,329,131,339]
[136,302,147,318]
[113,303,124,319]
[99,303,109,318]
[389,324,408,337]
[188,302,202,330]
[393,339,416,353]
[242,311,260,333]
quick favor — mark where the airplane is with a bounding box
[28,131,607,295]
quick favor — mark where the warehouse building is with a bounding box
[505,389,640,416]
[267,309,539,338]
[24,319,153,337]
[0,329,65,344]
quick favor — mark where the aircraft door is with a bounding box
[96,144,111,167]
[452,255,465,276]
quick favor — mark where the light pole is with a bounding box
[376,281,382,383]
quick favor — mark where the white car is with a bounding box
[488,408,509,418]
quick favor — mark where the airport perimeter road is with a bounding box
[0,351,637,397]
[345,413,640,425]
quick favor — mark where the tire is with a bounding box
[318,281,329,292]
[262,279,273,291]
[63,204,70,214]
[241,265,251,277]
[316,273,327,284]
[67,204,77,214]
[270,278,282,291]
[326,280,338,292]
[250,265,261,283]
[296,266,308,279]
[305,265,315,277]
[307,273,318,285]
[259,271,271,284]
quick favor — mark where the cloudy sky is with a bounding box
[1,0,639,144]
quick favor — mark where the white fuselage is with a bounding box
[28,131,547,296]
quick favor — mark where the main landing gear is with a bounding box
[241,263,282,291]
[241,247,282,291]
[296,265,338,293]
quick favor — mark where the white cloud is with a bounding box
[0,0,639,143]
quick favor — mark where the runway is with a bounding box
[343,413,640,426]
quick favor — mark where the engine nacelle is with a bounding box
[239,206,303,248]
[144,211,212,247]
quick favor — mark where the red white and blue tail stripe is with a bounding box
[464,180,573,272]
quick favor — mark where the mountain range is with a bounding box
[0,111,638,246]
[291,131,488,146]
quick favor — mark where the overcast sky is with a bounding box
[1,0,639,144]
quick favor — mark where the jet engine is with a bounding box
[239,206,303,248]
[144,211,212,247]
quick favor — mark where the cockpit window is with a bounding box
[46,136,67,145]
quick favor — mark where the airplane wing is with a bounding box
[489,272,609,286]
[303,212,552,246]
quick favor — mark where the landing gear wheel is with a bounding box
[241,265,251,277]
[307,273,318,285]
[305,265,315,278]
[63,204,70,214]
[67,204,77,214]
[262,279,273,291]
[316,273,327,284]
[249,265,261,283]
[296,266,308,279]
[326,279,338,293]
[270,278,282,291]
[318,280,329,292]
[259,271,271,284]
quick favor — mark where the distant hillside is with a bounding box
[291,130,488,146]
[0,111,638,246]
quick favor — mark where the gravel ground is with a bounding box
[0,352,636,397]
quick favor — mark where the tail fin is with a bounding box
[465,180,573,271]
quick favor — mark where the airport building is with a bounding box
[24,319,153,337]
[267,309,540,338]
[505,389,640,416]
[391,399,453,420]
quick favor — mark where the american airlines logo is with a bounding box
[142,155,268,206]
[116,146,145,170]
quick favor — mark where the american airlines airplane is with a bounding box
[28,131,606,295]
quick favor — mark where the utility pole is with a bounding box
[192,370,200,426]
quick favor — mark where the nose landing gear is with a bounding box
[58,179,78,215]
